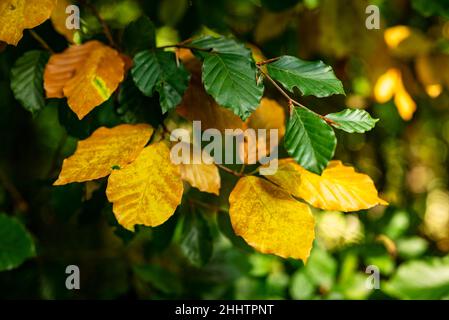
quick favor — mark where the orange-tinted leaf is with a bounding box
[0,0,56,45]
[54,124,153,185]
[44,40,125,119]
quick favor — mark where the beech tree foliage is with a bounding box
[0,0,448,300]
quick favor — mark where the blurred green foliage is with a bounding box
[1,0,449,299]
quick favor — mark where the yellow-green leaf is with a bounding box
[106,142,184,230]
[44,41,125,119]
[229,176,315,261]
[54,124,153,185]
[0,0,56,45]
[265,159,388,212]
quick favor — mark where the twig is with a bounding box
[189,198,228,213]
[256,57,280,66]
[79,0,115,47]
[157,43,213,53]
[216,164,245,177]
[29,30,54,54]
[256,65,335,124]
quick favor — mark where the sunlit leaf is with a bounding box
[229,176,315,261]
[44,41,125,119]
[106,142,183,230]
[0,0,56,45]
[54,124,154,185]
[265,159,388,212]
[180,148,221,195]
[51,0,76,43]
[267,55,344,97]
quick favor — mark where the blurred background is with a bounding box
[0,0,449,299]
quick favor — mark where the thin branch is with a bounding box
[157,43,213,53]
[29,30,54,54]
[189,198,228,213]
[256,65,335,124]
[216,164,245,177]
[80,0,115,47]
[256,57,280,66]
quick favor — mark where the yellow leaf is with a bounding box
[0,0,56,45]
[44,40,125,119]
[374,68,399,104]
[384,26,411,49]
[374,68,417,121]
[51,0,76,43]
[265,159,388,212]
[106,142,184,230]
[178,144,220,195]
[394,75,417,121]
[176,51,244,132]
[54,124,153,185]
[229,176,315,261]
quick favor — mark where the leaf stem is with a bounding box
[29,30,54,54]
[256,57,280,66]
[157,43,213,53]
[189,198,228,213]
[216,164,245,177]
[256,65,335,124]
[80,0,115,47]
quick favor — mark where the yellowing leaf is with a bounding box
[106,142,184,230]
[54,124,153,185]
[0,0,56,45]
[415,55,443,98]
[176,51,244,132]
[179,147,221,195]
[44,40,125,119]
[384,26,411,49]
[51,0,75,43]
[374,68,399,104]
[229,176,315,261]
[394,78,417,121]
[265,159,388,212]
[238,98,285,164]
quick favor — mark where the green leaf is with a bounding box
[325,109,378,133]
[122,16,156,55]
[284,107,336,174]
[180,208,213,267]
[412,0,449,19]
[131,50,190,114]
[267,55,344,98]
[290,270,316,299]
[0,213,36,271]
[190,36,263,120]
[10,50,49,114]
[304,245,337,291]
[385,256,449,299]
